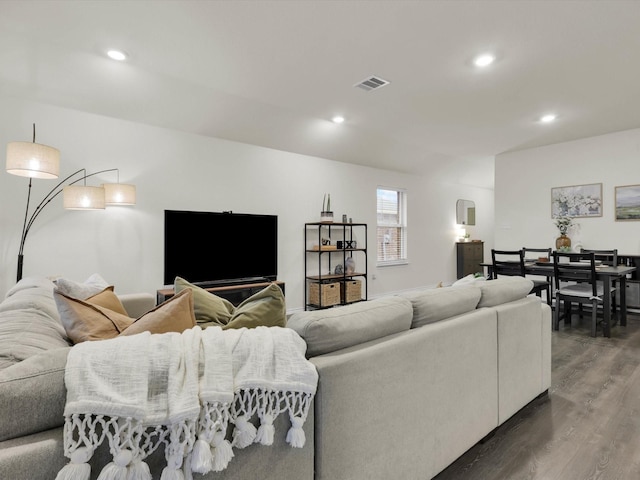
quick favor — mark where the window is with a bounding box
[376,187,407,265]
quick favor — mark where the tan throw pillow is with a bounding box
[174,277,234,326]
[120,289,196,337]
[223,283,286,330]
[54,290,134,344]
[85,287,128,315]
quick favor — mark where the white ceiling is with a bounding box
[2,0,640,190]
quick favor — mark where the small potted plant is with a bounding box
[554,216,574,250]
[321,193,333,223]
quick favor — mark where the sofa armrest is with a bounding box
[0,347,69,442]
[118,293,155,318]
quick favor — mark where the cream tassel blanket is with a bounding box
[56,326,317,480]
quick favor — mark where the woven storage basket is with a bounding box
[309,282,340,307]
[341,279,362,303]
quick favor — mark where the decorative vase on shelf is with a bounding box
[320,211,334,223]
[555,234,571,250]
[320,193,333,223]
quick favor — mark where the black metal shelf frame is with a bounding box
[304,222,368,310]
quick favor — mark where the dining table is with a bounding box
[480,260,637,337]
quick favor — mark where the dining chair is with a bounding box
[491,249,525,278]
[552,251,617,337]
[580,248,618,266]
[580,248,618,316]
[522,247,553,305]
[491,249,551,304]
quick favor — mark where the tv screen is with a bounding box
[164,210,278,286]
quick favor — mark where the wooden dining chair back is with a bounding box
[522,247,552,262]
[552,251,616,337]
[522,247,553,305]
[580,248,618,314]
[491,249,552,305]
[580,248,618,266]
[491,249,525,279]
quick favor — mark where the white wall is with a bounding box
[0,95,494,309]
[495,128,640,254]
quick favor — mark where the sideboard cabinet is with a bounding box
[456,241,484,279]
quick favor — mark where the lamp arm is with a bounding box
[18,168,118,256]
[18,168,84,257]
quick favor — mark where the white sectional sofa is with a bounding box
[287,276,551,480]
[0,275,550,480]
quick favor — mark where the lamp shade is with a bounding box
[103,183,136,206]
[63,185,105,210]
[6,141,60,179]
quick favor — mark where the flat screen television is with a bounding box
[164,210,278,286]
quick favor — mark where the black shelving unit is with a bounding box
[304,222,368,310]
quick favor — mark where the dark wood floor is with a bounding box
[434,311,640,480]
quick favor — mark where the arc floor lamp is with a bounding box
[6,124,136,282]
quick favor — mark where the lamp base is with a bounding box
[17,254,24,282]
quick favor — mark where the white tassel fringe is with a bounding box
[55,462,91,480]
[211,432,234,472]
[190,439,213,474]
[232,415,257,448]
[255,413,275,446]
[286,416,306,448]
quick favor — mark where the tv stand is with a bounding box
[156,279,284,306]
[193,277,271,289]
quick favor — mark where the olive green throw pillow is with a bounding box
[174,277,235,326]
[174,277,286,329]
[224,283,286,330]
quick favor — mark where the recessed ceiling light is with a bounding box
[332,115,345,124]
[540,114,557,123]
[107,50,127,61]
[473,54,495,67]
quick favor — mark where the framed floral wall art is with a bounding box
[551,183,602,218]
[615,184,640,221]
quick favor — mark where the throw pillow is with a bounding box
[85,287,128,315]
[174,277,234,326]
[120,289,196,337]
[223,283,287,330]
[53,273,110,300]
[180,280,287,330]
[54,289,134,344]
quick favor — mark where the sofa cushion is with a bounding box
[0,278,69,371]
[4,276,54,299]
[118,293,157,319]
[120,289,196,336]
[287,296,413,357]
[0,347,69,442]
[1,277,59,320]
[477,277,534,308]
[399,285,481,328]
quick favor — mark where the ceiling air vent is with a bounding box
[353,75,390,92]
